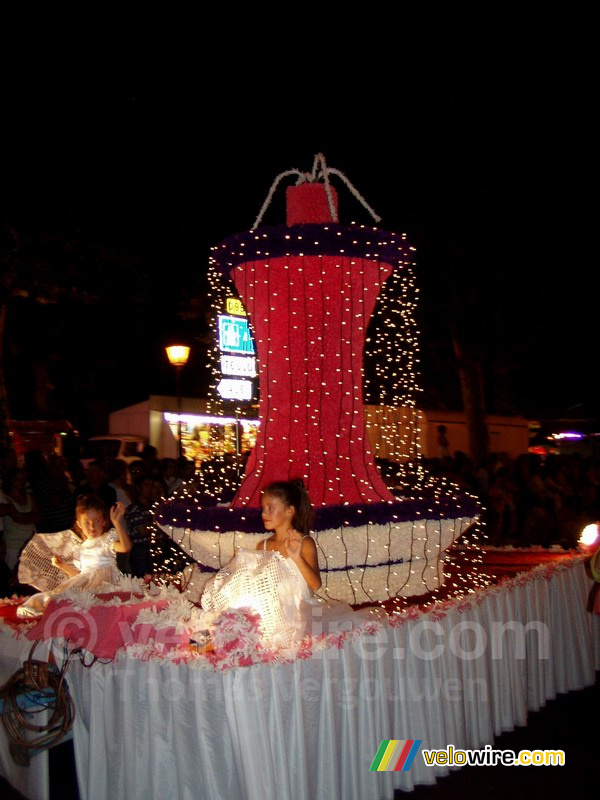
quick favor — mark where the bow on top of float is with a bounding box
[252,152,382,230]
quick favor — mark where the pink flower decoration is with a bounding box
[207,607,268,670]
[327,631,348,649]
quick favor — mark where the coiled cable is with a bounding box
[0,641,76,762]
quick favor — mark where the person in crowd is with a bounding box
[125,472,189,579]
[124,474,163,577]
[0,447,17,555]
[437,425,450,458]
[65,454,87,493]
[578,459,600,518]
[17,495,131,617]
[0,447,18,488]
[23,448,46,479]
[0,467,41,571]
[74,459,118,510]
[0,537,13,598]
[512,454,558,546]
[485,468,517,544]
[129,459,146,483]
[30,453,75,533]
[196,453,241,503]
[160,458,182,496]
[151,476,167,504]
[106,458,134,507]
[178,457,198,485]
[141,445,160,479]
[542,456,570,517]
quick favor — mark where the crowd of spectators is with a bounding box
[3,443,597,598]
[420,450,600,549]
[0,445,195,597]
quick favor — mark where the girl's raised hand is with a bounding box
[285,529,303,559]
[110,501,126,526]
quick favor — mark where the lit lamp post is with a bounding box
[165,344,190,459]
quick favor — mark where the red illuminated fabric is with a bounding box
[285,184,338,225]
[25,594,174,659]
[232,254,394,507]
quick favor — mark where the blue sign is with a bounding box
[218,315,255,354]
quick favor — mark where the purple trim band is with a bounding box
[186,555,410,576]
[154,496,479,534]
[210,223,411,279]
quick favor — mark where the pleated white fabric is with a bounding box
[2,559,600,800]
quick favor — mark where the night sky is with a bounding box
[1,35,596,438]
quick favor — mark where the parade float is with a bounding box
[155,154,484,608]
[4,156,600,800]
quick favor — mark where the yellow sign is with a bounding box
[226,298,246,316]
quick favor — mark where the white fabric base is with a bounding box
[7,558,591,800]
[160,515,475,604]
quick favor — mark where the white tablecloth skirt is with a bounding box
[59,559,600,800]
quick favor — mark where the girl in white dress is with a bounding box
[257,479,321,591]
[17,494,132,617]
[201,480,322,645]
[201,480,385,646]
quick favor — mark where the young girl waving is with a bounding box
[18,494,132,617]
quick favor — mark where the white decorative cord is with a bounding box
[251,153,382,229]
[312,153,339,223]
[326,167,382,223]
[251,168,306,232]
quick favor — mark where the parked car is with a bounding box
[79,434,148,470]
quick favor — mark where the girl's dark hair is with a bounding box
[262,479,314,536]
[74,494,109,531]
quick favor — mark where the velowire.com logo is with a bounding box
[369,740,422,772]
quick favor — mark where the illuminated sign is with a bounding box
[226,297,246,316]
[217,378,253,401]
[218,315,255,354]
[220,355,257,377]
[163,412,259,427]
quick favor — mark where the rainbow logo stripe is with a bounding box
[369,740,422,772]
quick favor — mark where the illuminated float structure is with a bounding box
[156,155,481,606]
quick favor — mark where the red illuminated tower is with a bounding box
[211,179,413,508]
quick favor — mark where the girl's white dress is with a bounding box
[17,529,122,617]
[201,538,377,646]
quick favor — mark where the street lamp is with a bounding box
[165,344,190,459]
